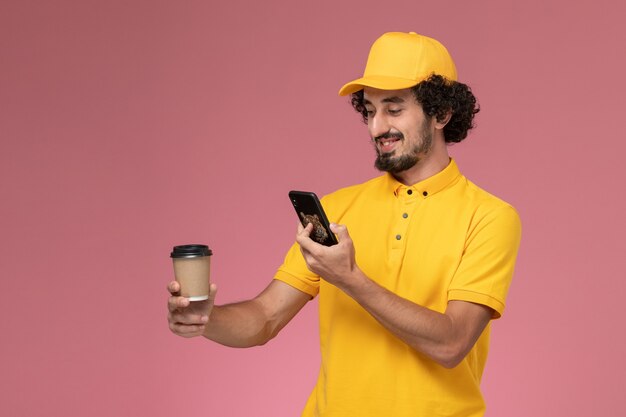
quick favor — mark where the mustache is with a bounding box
[373,132,404,142]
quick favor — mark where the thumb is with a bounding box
[207,283,218,305]
[330,223,350,241]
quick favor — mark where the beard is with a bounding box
[374,122,433,174]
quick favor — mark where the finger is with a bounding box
[167,281,181,296]
[169,321,206,337]
[296,222,314,240]
[207,283,218,305]
[296,223,316,251]
[169,310,208,325]
[168,295,189,312]
[297,221,313,236]
[330,223,350,242]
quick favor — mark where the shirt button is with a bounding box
[402,213,408,218]
[407,189,413,195]
[396,234,402,240]
[422,191,428,196]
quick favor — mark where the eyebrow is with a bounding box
[363,96,406,105]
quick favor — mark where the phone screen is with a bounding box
[289,190,338,246]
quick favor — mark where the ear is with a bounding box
[434,110,452,130]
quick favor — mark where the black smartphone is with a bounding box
[289,190,338,246]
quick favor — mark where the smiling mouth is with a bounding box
[376,137,401,153]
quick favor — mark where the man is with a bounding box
[167,32,521,416]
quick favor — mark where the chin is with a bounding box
[375,155,419,173]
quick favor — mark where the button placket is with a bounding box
[392,189,417,249]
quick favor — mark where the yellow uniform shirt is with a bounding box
[275,159,522,417]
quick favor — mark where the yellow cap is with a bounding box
[338,32,457,96]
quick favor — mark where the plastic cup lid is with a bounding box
[170,244,212,258]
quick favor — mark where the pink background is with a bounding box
[2,1,625,416]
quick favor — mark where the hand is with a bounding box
[167,281,218,338]
[296,222,362,290]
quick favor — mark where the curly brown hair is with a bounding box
[350,74,480,143]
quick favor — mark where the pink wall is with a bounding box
[2,1,625,416]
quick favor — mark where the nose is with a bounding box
[368,112,390,139]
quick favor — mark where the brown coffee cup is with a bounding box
[171,244,212,301]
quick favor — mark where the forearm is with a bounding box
[202,280,310,348]
[296,223,492,368]
[203,299,275,348]
[342,271,476,368]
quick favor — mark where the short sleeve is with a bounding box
[448,205,522,318]
[274,242,320,297]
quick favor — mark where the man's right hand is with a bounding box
[167,281,218,338]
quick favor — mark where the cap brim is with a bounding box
[338,75,422,96]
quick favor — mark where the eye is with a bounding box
[388,108,402,115]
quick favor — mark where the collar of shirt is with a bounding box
[383,158,462,199]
